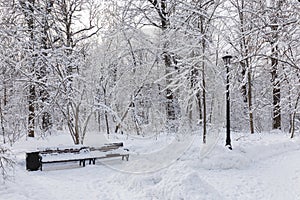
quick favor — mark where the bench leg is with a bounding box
[39,158,43,171]
[79,160,86,167]
[88,159,96,165]
[122,155,129,161]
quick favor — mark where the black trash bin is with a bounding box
[26,151,41,171]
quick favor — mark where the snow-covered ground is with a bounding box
[1,130,300,200]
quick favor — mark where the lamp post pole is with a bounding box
[222,54,233,150]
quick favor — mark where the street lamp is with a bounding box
[222,54,233,150]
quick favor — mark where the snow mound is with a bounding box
[199,145,251,170]
[167,172,222,200]
[115,167,223,200]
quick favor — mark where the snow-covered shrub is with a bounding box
[0,146,14,180]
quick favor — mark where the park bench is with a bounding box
[26,142,129,171]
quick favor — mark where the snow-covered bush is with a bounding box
[0,146,14,180]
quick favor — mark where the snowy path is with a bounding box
[1,148,299,200]
[254,150,300,200]
[200,149,300,200]
[1,134,300,200]
[1,162,134,200]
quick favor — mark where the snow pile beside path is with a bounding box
[165,172,222,200]
[188,132,300,170]
[114,164,223,200]
[237,135,300,163]
[199,145,251,170]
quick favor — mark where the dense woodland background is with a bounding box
[0,0,299,152]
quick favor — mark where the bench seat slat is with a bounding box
[41,153,129,163]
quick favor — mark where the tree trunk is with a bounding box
[147,0,179,131]
[103,87,110,135]
[271,43,281,130]
[1,78,7,143]
[240,61,248,103]
[161,0,178,131]
[201,31,207,144]
[197,92,203,122]
[40,0,54,132]
[0,100,5,144]
[202,62,207,144]
[270,1,281,130]
[187,66,202,128]
[27,0,36,137]
[290,94,300,138]
[237,0,254,134]
[20,0,36,137]
[28,84,35,137]
[162,53,174,119]
[247,69,254,134]
[243,58,255,134]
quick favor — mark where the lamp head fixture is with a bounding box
[222,53,233,65]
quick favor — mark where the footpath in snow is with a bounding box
[1,131,300,200]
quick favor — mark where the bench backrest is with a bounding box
[39,147,89,155]
[38,142,124,155]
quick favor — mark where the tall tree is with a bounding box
[269,0,281,130]
[19,0,37,137]
[226,0,264,134]
[147,0,180,131]
[263,0,299,130]
[0,0,27,143]
[52,0,102,144]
